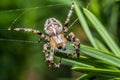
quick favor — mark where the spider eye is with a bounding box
[44,18,63,36]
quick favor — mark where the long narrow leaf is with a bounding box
[83,8,120,57]
[72,67,120,77]
[76,74,90,80]
[81,45,120,68]
[57,42,120,68]
[74,1,98,48]
[94,38,109,52]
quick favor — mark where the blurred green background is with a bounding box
[0,0,119,80]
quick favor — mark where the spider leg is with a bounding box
[64,2,74,33]
[64,2,74,27]
[48,47,61,68]
[8,28,46,42]
[43,45,61,68]
[43,42,50,62]
[67,32,80,57]
[53,57,62,68]
[38,34,46,42]
[8,28,43,35]
[48,47,54,64]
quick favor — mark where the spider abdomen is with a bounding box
[44,18,63,36]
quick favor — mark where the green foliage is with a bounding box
[83,8,120,56]
[0,0,120,80]
[57,0,120,79]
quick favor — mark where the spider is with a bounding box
[8,2,80,68]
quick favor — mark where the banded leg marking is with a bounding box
[64,2,74,27]
[43,44,61,68]
[43,43,50,62]
[63,2,74,33]
[8,28,42,35]
[49,47,61,68]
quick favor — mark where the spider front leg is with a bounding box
[64,2,74,27]
[63,2,74,33]
[8,28,46,43]
[8,28,42,35]
[67,32,80,57]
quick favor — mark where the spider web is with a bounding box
[0,1,91,79]
[0,1,79,44]
[0,2,65,42]
[0,0,91,43]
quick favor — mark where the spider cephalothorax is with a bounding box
[8,2,80,68]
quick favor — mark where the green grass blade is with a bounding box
[59,54,119,69]
[83,8,120,57]
[57,42,120,68]
[76,74,93,80]
[81,45,120,68]
[62,57,94,67]
[72,67,120,77]
[76,74,89,80]
[94,38,109,52]
[56,54,94,68]
[108,4,119,36]
[74,1,98,48]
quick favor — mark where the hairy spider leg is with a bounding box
[43,42,50,61]
[43,43,61,68]
[8,28,42,35]
[49,47,61,68]
[8,28,46,42]
[64,2,74,33]
[67,32,80,57]
[64,2,74,26]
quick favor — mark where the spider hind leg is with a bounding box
[43,44,61,68]
[67,32,80,57]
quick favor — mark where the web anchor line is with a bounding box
[68,18,78,30]
[0,17,78,43]
[0,38,40,44]
[0,3,67,13]
[0,15,78,43]
[0,2,79,44]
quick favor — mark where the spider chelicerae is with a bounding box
[8,2,80,68]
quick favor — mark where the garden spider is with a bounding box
[8,2,80,68]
